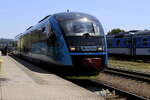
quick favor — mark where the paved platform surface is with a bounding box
[0,56,104,100]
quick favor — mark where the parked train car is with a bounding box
[14,12,108,76]
[0,38,16,55]
[107,30,150,61]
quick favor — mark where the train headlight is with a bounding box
[97,47,103,51]
[70,47,76,51]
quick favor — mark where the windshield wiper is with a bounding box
[92,23,96,34]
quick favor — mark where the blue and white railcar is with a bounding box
[14,12,108,76]
[107,30,150,61]
[107,32,132,56]
[133,31,150,57]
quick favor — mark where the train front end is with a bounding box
[54,12,107,76]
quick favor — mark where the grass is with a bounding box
[108,57,150,72]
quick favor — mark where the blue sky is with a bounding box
[0,0,150,38]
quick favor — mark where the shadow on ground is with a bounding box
[9,55,52,74]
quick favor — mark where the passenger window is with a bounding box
[42,27,45,32]
[47,30,58,47]
[124,40,127,46]
[125,39,131,46]
[50,33,57,42]
[116,40,120,47]
[143,38,148,46]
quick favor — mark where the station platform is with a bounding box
[0,56,104,100]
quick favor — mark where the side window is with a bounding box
[47,28,57,47]
[135,37,140,47]
[125,39,131,47]
[40,26,47,41]
[47,22,51,35]
[143,38,148,46]
[30,29,41,43]
[42,27,45,32]
[116,39,120,47]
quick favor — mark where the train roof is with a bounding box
[53,12,99,22]
[106,31,132,38]
[133,30,150,36]
[107,30,150,38]
[16,12,100,39]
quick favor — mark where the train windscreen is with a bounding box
[54,13,105,51]
[54,12,104,36]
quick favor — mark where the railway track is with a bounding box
[69,67,150,100]
[10,55,150,100]
[104,67,150,83]
[69,79,148,100]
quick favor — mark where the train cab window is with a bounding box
[116,40,120,47]
[143,38,148,46]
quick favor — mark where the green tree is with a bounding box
[107,28,125,35]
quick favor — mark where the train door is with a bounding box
[133,38,136,56]
[124,37,130,55]
[129,35,133,56]
[47,27,59,58]
[127,36,132,56]
[131,36,136,57]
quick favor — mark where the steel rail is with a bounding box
[90,80,149,100]
[69,79,148,100]
[104,67,150,82]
